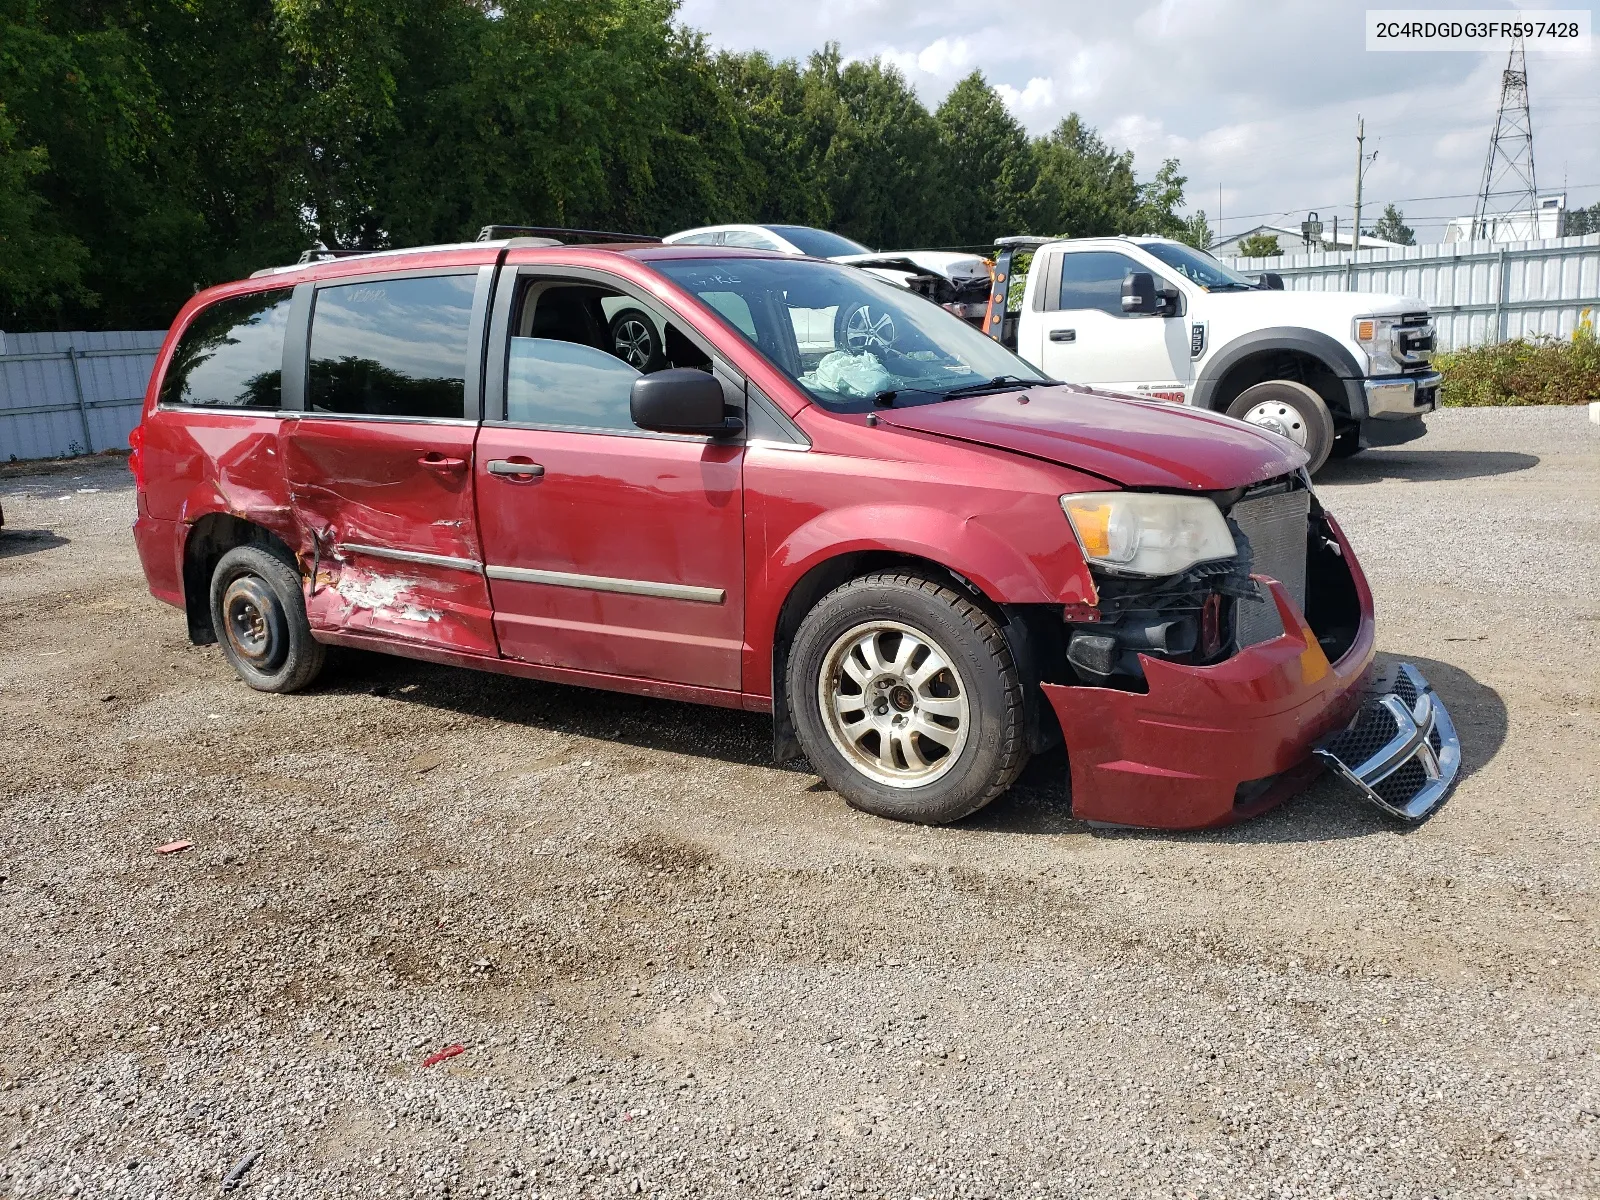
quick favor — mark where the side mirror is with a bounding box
[1121,271,1158,314]
[630,369,743,437]
[1258,272,1285,291]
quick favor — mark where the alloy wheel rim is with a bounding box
[842,305,896,352]
[817,620,969,789]
[1241,400,1308,446]
[615,320,655,368]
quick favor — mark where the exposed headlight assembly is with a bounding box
[1353,314,1404,375]
[1061,492,1237,577]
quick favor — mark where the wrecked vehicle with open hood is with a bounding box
[129,230,1460,829]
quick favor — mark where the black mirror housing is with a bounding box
[631,369,742,437]
[1122,271,1159,314]
[1258,272,1285,290]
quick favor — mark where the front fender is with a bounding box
[768,500,1095,609]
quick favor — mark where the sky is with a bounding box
[675,0,1600,244]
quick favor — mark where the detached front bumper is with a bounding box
[1042,517,1377,830]
[1042,516,1463,829]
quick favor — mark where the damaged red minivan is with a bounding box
[130,228,1459,828]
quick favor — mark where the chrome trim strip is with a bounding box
[485,565,724,604]
[746,438,811,453]
[335,543,483,572]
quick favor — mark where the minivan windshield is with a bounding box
[1140,241,1259,291]
[650,257,1048,412]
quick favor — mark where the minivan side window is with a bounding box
[503,281,712,431]
[1058,252,1144,317]
[159,288,294,409]
[307,274,476,419]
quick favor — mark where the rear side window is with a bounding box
[307,274,475,419]
[159,289,293,409]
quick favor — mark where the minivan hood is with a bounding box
[879,385,1308,490]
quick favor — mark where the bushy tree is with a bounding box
[1,2,1200,330]
[1236,232,1283,258]
[1565,202,1599,237]
[1371,203,1415,246]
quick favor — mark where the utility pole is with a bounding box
[1353,115,1364,254]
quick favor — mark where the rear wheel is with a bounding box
[787,573,1028,824]
[209,545,325,693]
[1225,379,1336,473]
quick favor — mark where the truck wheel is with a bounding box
[1226,380,1336,473]
[1328,424,1363,459]
[787,572,1028,824]
[209,545,326,693]
[608,308,666,372]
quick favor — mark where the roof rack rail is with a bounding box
[476,224,662,245]
[295,246,376,266]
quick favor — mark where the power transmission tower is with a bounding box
[1473,37,1537,241]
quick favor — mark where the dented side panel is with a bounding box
[280,416,498,655]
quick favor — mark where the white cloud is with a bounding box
[914,36,972,77]
[676,0,1600,239]
[997,77,1056,114]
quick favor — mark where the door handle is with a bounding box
[1049,329,1076,342]
[419,453,468,472]
[487,458,545,479]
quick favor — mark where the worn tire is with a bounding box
[787,572,1028,824]
[208,545,326,693]
[1328,423,1364,459]
[607,308,666,372]
[1225,379,1336,474]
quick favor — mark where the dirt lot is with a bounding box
[1,407,1598,1200]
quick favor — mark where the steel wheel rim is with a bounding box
[817,620,970,789]
[1240,400,1308,446]
[614,319,655,368]
[222,576,281,668]
[842,305,896,352]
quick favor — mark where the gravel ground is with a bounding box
[1,406,1597,1200]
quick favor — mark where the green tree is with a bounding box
[1177,209,1212,250]
[1236,232,1283,258]
[0,103,89,319]
[1371,203,1415,245]
[1564,202,1599,236]
[934,71,1033,245]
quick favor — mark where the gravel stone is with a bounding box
[0,407,1596,1198]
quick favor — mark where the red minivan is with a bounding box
[129,229,1459,829]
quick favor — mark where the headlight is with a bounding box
[1353,314,1404,375]
[1061,492,1237,577]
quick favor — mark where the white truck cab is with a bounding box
[988,235,1440,471]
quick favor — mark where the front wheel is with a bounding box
[787,573,1028,824]
[1225,380,1336,473]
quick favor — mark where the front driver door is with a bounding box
[281,267,499,656]
[1036,250,1191,395]
[472,269,745,692]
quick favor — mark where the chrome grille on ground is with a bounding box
[1230,487,1310,647]
[1315,663,1462,823]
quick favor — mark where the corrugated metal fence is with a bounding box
[1221,233,1600,351]
[0,329,165,462]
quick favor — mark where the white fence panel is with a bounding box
[1220,233,1600,351]
[0,330,165,461]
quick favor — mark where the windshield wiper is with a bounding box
[1208,282,1257,292]
[940,374,1040,398]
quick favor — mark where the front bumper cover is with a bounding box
[1040,516,1463,830]
[1041,515,1378,830]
